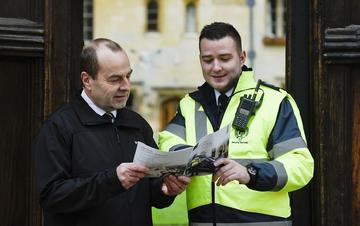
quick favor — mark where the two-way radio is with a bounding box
[232,80,263,131]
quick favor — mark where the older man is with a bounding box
[33,38,189,226]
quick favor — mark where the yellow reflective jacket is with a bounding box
[159,70,314,223]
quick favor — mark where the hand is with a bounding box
[213,158,250,186]
[116,163,149,189]
[161,175,191,196]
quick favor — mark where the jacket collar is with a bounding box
[233,70,256,93]
[189,82,220,130]
[188,66,254,130]
[71,94,141,129]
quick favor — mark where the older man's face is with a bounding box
[85,46,132,111]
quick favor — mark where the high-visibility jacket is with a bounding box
[158,70,314,225]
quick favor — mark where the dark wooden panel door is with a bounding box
[352,67,360,224]
[288,0,360,225]
[0,57,44,226]
[0,0,82,225]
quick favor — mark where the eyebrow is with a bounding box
[110,69,133,78]
[126,69,133,76]
[201,53,232,58]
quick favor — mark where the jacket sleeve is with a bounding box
[141,119,176,208]
[158,107,192,151]
[149,178,176,208]
[247,97,314,192]
[33,119,125,213]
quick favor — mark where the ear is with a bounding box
[240,51,247,64]
[81,71,92,91]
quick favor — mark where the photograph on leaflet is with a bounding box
[133,125,230,177]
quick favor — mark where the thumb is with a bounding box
[161,183,169,194]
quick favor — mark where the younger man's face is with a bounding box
[199,36,246,93]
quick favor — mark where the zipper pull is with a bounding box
[114,127,120,143]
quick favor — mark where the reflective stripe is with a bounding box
[195,102,208,142]
[269,137,307,159]
[268,160,288,191]
[233,158,268,166]
[169,144,190,152]
[232,158,287,190]
[165,123,186,140]
[190,221,292,226]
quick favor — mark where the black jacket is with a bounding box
[33,94,174,226]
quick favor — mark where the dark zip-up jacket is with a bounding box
[33,94,174,226]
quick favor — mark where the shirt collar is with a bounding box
[81,90,117,117]
[214,88,234,105]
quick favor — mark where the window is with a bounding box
[147,0,159,32]
[160,97,180,129]
[83,0,93,42]
[264,0,286,45]
[185,2,196,33]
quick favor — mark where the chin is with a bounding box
[213,85,227,92]
[114,103,126,109]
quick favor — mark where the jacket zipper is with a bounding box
[194,98,225,225]
[114,126,120,143]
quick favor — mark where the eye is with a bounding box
[220,56,232,62]
[202,57,213,64]
[108,77,120,83]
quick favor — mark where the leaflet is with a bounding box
[133,125,230,177]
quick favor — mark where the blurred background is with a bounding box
[1,0,359,225]
[84,0,286,133]
[83,1,287,224]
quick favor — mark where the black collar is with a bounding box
[189,82,220,130]
[188,65,252,130]
[71,94,141,129]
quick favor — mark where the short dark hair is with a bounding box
[199,22,242,52]
[80,38,123,79]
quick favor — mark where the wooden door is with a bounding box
[0,0,83,225]
[287,0,360,225]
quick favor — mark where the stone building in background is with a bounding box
[84,0,286,133]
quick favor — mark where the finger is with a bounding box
[177,176,191,184]
[162,182,176,195]
[219,169,242,186]
[164,178,183,193]
[121,171,142,183]
[128,163,149,172]
[162,183,183,196]
[216,173,227,186]
[164,175,184,188]
[219,160,238,171]
[214,158,228,167]
[161,183,169,194]
[128,171,146,179]
[171,177,187,188]
[216,168,233,186]
[212,171,221,182]
[122,177,139,189]
[164,177,181,190]
[213,169,226,182]
[118,164,147,177]
[129,176,140,184]
[222,174,237,186]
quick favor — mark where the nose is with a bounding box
[119,78,131,91]
[213,60,222,72]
